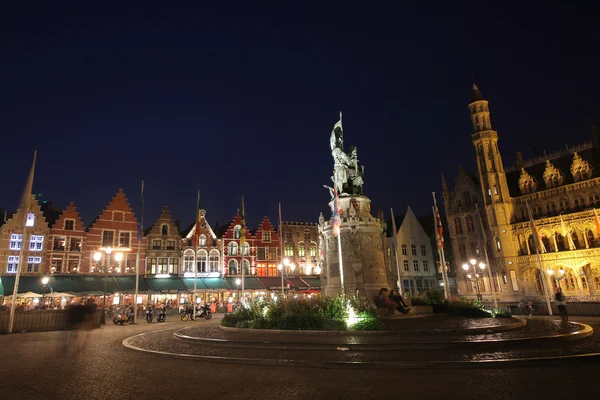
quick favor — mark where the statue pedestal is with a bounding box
[319,195,391,298]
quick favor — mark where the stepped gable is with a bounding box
[148,205,180,236]
[222,213,252,239]
[255,216,279,239]
[100,188,139,224]
[185,209,217,241]
[505,146,600,197]
[52,201,86,231]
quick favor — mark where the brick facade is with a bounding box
[280,221,319,275]
[182,209,223,277]
[46,202,87,274]
[145,206,182,276]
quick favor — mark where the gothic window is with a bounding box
[532,206,542,217]
[228,242,238,256]
[242,242,250,256]
[545,202,557,215]
[284,245,294,257]
[543,161,563,189]
[589,194,600,206]
[298,242,306,257]
[558,199,569,213]
[454,218,463,235]
[310,243,317,257]
[586,230,597,248]
[519,208,527,221]
[571,152,592,182]
[161,225,168,235]
[465,215,475,232]
[573,196,586,209]
[64,219,74,230]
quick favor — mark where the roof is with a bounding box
[385,214,405,238]
[505,147,600,198]
[471,82,485,103]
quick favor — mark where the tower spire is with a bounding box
[471,82,484,102]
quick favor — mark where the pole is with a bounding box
[8,150,36,334]
[240,196,246,301]
[102,249,111,324]
[475,203,498,308]
[526,200,553,316]
[432,205,450,300]
[337,231,344,295]
[390,208,404,296]
[134,179,144,324]
[279,202,284,297]
[193,191,200,317]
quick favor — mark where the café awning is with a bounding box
[145,277,187,293]
[225,277,264,290]
[202,278,230,290]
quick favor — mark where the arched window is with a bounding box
[233,225,241,239]
[586,230,597,248]
[209,250,220,272]
[589,194,600,206]
[199,234,207,246]
[545,202,557,215]
[555,233,566,251]
[465,215,475,233]
[558,199,569,213]
[453,218,463,235]
[242,259,250,275]
[242,242,250,256]
[197,250,207,273]
[532,206,542,218]
[284,244,294,257]
[564,269,576,290]
[228,242,238,256]
[310,242,317,257]
[161,225,168,235]
[183,250,195,273]
[228,259,238,275]
[572,230,581,249]
[574,196,586,209]
[298,241,306,257]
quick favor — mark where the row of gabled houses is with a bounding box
[0,189,320,280]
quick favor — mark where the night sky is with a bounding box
[1,2,598,230]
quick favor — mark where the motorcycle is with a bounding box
[192,304,212,320]
[156,307,166,323]
[112,312,128,325]
[180,306,193,321]
[145,306,154,323]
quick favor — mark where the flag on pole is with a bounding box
[560,214,576,250]
[332,184,342,237]
[240,196,246,246]
[594,208,600,235]
[526,200,546,253]
[432,195,444,249]
[195,191,201,246]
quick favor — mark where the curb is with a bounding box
[123,329,600,369]
[173,322,592,351]
[218,317,527,336]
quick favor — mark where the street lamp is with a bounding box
[547,267,566,291]
[94,247,125,324]
[41,276,51,305]
[278,258,296,297]
[462,259,486,301]
[235,278,241,301]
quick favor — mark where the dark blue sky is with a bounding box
[1,2,598,229]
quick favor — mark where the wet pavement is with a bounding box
[2,315,600,400]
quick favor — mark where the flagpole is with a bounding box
[279,202,285,297]
[390,208,404,296]
[8,150,37,334]
[193,191,200,317]
[475,203,498,309]
[133,180,144,324]
[240,196,246,301]
[526,200,553,316]
[432,193,450,300]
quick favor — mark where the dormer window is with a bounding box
[233,226,241,239]
[543,161,563,189]
[26,213,35,227]
[64,219,74,230]
[571,152,592,182]
[518,168,537,194]
[199,234,206,246]
[161,225,169,235]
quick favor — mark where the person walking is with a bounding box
[555,290,568,323]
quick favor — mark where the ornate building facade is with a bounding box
[280,221,319,275]
[47,202,87,274]
[145,206,182,276]
[182,209,222,277]
[443,84,600,301]
[222,213,253,276]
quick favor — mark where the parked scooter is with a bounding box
[192,303,212,320]
[145,305,154,323]
[156,307,166,323]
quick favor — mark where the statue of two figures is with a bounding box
[324,112,365,200]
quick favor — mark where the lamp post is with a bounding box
[462,258,486,301]
[547,267,566,291]
[41,276,50,305]
[94,247,124,324]
[235,278,241,302]
[278,257,296,297]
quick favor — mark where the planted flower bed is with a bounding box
[221,295,385,331]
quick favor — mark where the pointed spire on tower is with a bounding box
[471,82,484,102]
[441,174,448,193]
[18,150,37,213]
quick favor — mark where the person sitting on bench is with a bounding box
[389,289,411,315]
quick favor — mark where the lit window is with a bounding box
[152,240,161,250]
[158,258,168,274]
[119,232,130,247]
[102,231,114,247]
[233,226,241,239]
[199,234,207,246]
[242,242,250,256]
[26,256,41,272]
[284,245,294,257]
[29,235,44,251]
[197,250,207,273]
[26,213,35,227]
[166,240,176,250]
[298,242,306,257]
[183,250,195,273]
[7,256,19,273]
[228,242,238,256]
[209,250,220,272]
[262,231,271,242]
[10,234,23,250]
[496,239,501,250]
[310,244,317,257]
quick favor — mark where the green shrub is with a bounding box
[349,317,385,331]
